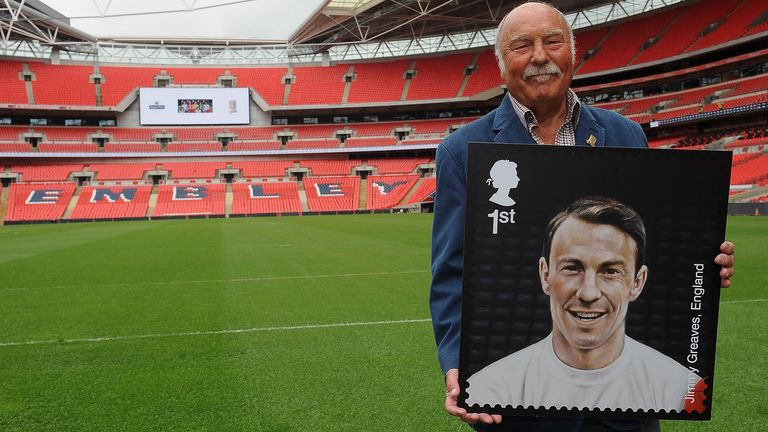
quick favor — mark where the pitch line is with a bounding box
[720,298,768,305]
[0,269,431,292]
[0,318,432,348]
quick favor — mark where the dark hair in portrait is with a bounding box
[541,196,647,273]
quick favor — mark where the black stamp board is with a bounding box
[458,143,731,420]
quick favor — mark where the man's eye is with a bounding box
[602,268,622,276]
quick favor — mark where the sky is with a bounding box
[39,0,327,42]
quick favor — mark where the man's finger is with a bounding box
[715,253,734,267]
[719,241,735,255]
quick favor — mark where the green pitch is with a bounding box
[0,215,764,431]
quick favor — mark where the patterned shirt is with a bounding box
[508,89,581,146]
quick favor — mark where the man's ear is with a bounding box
[629,265,648,302]
[539,257,551,295]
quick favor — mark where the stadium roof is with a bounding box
[1,0,687,64]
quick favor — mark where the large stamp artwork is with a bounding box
[459,143,731,420]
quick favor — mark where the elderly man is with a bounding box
[466,197,704,413]
[429,2,735,431]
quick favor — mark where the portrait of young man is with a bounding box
[465,197,704,412]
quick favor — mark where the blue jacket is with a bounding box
[430,95,648,376]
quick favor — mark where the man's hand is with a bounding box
[716,241,735,288]
[444,368,502,425]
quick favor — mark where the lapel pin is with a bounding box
[586,134,597,146]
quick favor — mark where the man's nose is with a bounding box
[576,271,602,302]
[531,40,548,64]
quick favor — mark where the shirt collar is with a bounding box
[508,89,581,130]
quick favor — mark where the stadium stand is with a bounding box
[346,59,411,103]
[572,26,610,71]
[647,137,684,149]
[110,128,161,141]
[232,160,295,178]
[231,182,302,215]
[400,137,443,146]
[99,66,156,106]
[409,118,471,135]
[744,6,768,36]
[69,185,152,220]
[631,0,741,65]
[5,182,76,221]
[0,142,32,152]
[344,136,398,148]
[728,136,768,150]
[407,53,474,100]
[179,128,234,141]
[235,66,288,106]
[293,124,344,139]
[153,183,226,216]
[35,127,98,142]
[37,143,100,153]
[578,8,680,75]
[732,152,762,166]
[235,126,288,140]
[303,176,360,212]
[285,139,341,149]
[0,126,29,141]
[162,162,226,179]
[10,164,82,182]
[367,175,418,209]
[367,157,430,174]
[406,177,436,204]
[731,154,768,185]
[300,160,361,176]
[104,142,163,153]
[462,50,504,96]
[29,62,96,106]
[686,0,767,52]
[289,65,349,105]
[227,141,282,151]
[164,67,226,85]
[0,60,29,104]
[166,142,222,152]
[88,163,157,181]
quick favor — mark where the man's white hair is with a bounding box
[494,1,576,76]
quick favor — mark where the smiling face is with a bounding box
[539,216,648,368]
[497,3,574,112]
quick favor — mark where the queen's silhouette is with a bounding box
[486,160,519,207]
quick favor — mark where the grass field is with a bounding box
[0,214,764,431]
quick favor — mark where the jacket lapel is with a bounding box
[492,96,537,145]
[574,105,606,147]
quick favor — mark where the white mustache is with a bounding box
[522,63,562,80]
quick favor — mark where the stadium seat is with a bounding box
[231,182,302,215]
[303,176,360,212]
[366,175,418,209]
[153,183,226,216]
[70,185,152,219]
[5,183,76,221]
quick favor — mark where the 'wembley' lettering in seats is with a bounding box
[249,185,280,199]
[173,186,208,200]
[373,180,408,195]
[26,189,63,204]
[315,183,345,197]
[91,188,136,203]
